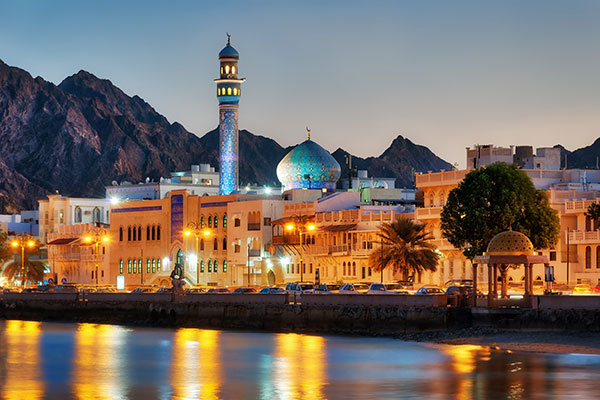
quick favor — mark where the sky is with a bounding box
[1,0,599,167]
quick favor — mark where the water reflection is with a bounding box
[73,323,127,400]
[1,320,44,400]
[171,328,222,400]
[273,333,327,400]
[441,344,490,399]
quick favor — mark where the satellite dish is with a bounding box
[111,180,118,186]
[145,177,150,183]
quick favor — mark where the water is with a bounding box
[0,320,599,399]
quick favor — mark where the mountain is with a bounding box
[0,59,452,213]
[556,139,600,169]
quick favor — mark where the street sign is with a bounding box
[47,278,54,284]
[61,278,67,284]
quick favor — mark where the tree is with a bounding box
[3,259,46,284]
[0,229,11,265]
[369,219,439,280]
[441,162,560,297]
[586,203,600,230]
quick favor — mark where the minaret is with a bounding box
[215,33,245,195]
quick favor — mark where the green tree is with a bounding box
[369,219,439,280]
[585,203,600,229]
[441,162,560,297]
[0,229,11,265]
[3,259,46,284]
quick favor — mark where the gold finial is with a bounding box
[226,32,231,45]
[306,126,311,141]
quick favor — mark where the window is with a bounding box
[91,271,94,280]
[147,259,151,274]
[132,227,137,241]
[223,215,227,228]
[220,67,223,74]
[214,215,219,228]
[597,247,600,269]
[217,88,221,95]
[176,250,183,266]
[200,260,204,273]
[362,266,366,279]
[234,218,240,227]
[119,227,123,241]
[138,226,142,241]
[119,260,123,274]
[152,259,156,273]
[157,226,161,240]
[353,262,356,276]
[138,259,142,273]
[287,264,290,274]
[208,216,212,227]
[234,244,240,253]
[101,270,104,278]
[157,259,161,271]
[223,260,227,272]
[291,264,294,274]
[264,217,271,226]
[208,260,212,273]
[214,260,218,273]
[225,65,230,74]
[368,267,372,276]
[59,210,64,224]
[214,238,218,250]
[586,246,592,269]
[223,238,227,250]
[133,259,137,274]
[128,259,132,273]
[303,263,306,273]
[310,263,313,274]
[550,251,556,261]
[147,226,150,240]
[227,87,232,95]
[200,239,205,251]
[232,66,236,74]
[74,207,82,223]
[201,217,205,228]
[343,262,346,275]
[152,226,156,240]
[128,227,132,241]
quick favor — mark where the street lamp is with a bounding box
[184,222,211,285]
[285,215,316,282]
[11,234,36,287]
[84,227,109,286]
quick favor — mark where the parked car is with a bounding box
[21,287,37,293]
[185,287,206,294]
[445,285,480,296]
[444,279,473,287]
[54,284,78,293]
[258,287,286,294]
[206,288,231,294]
[593,283,600,294]
[154,287,172,294]
[313,283,341,294]
[2,288,20,294]
[131,287,155,294]
[232,287,257,294]
[395,280,415,290]
[415,286,445,295]
[78,287,96,294]
[339,283,359,294]
[95,287,117,293]
[367,283,407,294]
[285,282,314,295]
[573,283,592,295]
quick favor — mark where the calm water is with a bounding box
[0,320,599,399]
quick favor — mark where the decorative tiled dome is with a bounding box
[219,44,239,59]
[486,231,534,255]
[276,139,341,191]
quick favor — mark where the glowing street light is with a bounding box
[11,234,37,287]
[283,216,316,282]
[84,227,109,286]
[185,221,211,285]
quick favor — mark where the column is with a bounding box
[472,263,478,307]
[487,264,493,307]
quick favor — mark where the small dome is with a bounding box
[276,139,341,191]
[219,44,239,59]
[486,231,534,255]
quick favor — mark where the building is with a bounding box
[0,210,39,236]
[38,194,111,244]
[466,144,561,170]
[216,34,245,195]
[417,145,600,287]
[105,164,220,202]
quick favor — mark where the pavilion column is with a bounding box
[492,264,498,299]
[524,263,530,296]
[472,263,478,307]
[487,264,493,307]
[528,263,534,296]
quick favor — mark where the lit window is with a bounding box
[152,259,156,273]
[128,260,132,273]
[225,65,230,74]
[119,260,123,274]
[220,67,223,74]
[223,260,227,272]
[200,260,204,273]
[214,260,218,273]
[147,259,151,274]
[157,259,161,271]
[227,87,232,95]
[232,66,236,74]
[208,260,212,273]
[218,88,221,95]
[233,88,237,95]
[133,260,137,274]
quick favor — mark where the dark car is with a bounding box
[446,285,481,296]
[154,287,172,294]
[232,287,257,294]
[314,284,341,294]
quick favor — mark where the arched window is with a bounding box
[157,226,161,240]
[59,210,64,224]
[146,226,150,240]
[133,259,137,274]
[132,227,137,241]
[233,88,238,95]
[227,87,232,95]
[127,259,132,273]
[220,67,223,74]
[93,207,102,223]
[152,259,156,273]
[138,226,142,241]
[214,215,218,228]
[214,260,218,273]
[119,260,123,274]
[223,238,227,250]
[157,258,162,271]
[217,88,221,95]
[200,239,205,251]
[200,260,204,272]
[223,214,227,228]
[208,260,212,273]
[587,217,592,231]
[208,216,212,227]
[597,247,600,269]
[343,262,346,275]
[138,259,142,273]
[147,259,151,273]
[225,65,230,74]
[353,262,356,276]
[176,250,183,266]
[232,66,236,74]
[201,216,205,228]
[152,226,156,240]
[586,246,592,269]
[214,238,218,250]
[223,260,227,272]
[74,207,82,223]
[128,227,132,241]
[119,227,123,241]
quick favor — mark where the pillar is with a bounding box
[472,263,478,307]
[487,264,493,307]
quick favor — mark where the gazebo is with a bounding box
[474,231,549,308]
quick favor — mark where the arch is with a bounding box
[352,262,356,276]
[214,260,218,272]
[586,246,592,269]
[74,207,82,223]
[214,215,219,228]
[223,260,227,272]
[214,238,218,250]
[152,225,156,240]
[232,65,236,74]
[225,65,230,74]
[201,216,205,228]
[208,260,212,273]
[119,227,123,241]
[343,261,346,276]
[157,258,161,271]
[227,87,232,95]
[93,207,101,223]
[223,237,227,250]
[267,270,275,286]
[128,259,132,273]
[223,214,227,228]
[138,226,142,241]
[208,216,212,227]
[200,260,204,272]
[176,249,183,266]
[146,226,150,240]
[128,226,132,241]
[133,259,137,274]
[157,225,161,240]
[152,259,156,273]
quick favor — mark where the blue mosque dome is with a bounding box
[276,131,341,191]
[219,37,239,59]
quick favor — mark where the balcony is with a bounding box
[416,207,442,220]
[247,223,261,231]
[567,230,600,244]
[331,244,349,255]
[565,199,600,214]
[351,247,372,258]
[273,235,300,245]
[305,245,330,256]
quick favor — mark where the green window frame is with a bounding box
[133,259,137,274]
[152,259,156,273]
[147,259,151,273]
[214,215,218,228]
[214,260,218,273]
[128,259,132,273]
[223,215,227,228]
[200,260,204,273]
[138,259,142,274]
[157,259,162,271]
[223,260,227,272]
[208,260,212,273]
[119,259,123,274]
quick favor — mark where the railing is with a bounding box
[567,230,600,244]
[351,248,372,258]
[416,207,442,219]
[331,245,349,254]
[247,223,261,231]
[565,199,600,214]
[305,245,330,255]
[415,170,467,188]
[273,235,300,245]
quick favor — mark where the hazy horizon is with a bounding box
[1,0,599,167]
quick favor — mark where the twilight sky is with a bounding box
[1,0,599,167]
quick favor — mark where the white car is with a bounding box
[258,287,286,294]
[367,283,409,294]
[415,286,445,295]
[285,282,314,295]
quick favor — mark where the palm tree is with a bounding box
[369,219,439,281]
[586,203,600,230]
[3,259,47,285]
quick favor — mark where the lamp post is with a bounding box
[84,227,109,286]
[11,234,36,287]
[185,222,210,285]
[285,215,316,282]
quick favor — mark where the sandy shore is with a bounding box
[397,329,600,355]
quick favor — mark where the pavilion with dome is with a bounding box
[475,230,550,308]
[276,128,341,192]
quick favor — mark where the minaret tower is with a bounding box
[215,33,245,195]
